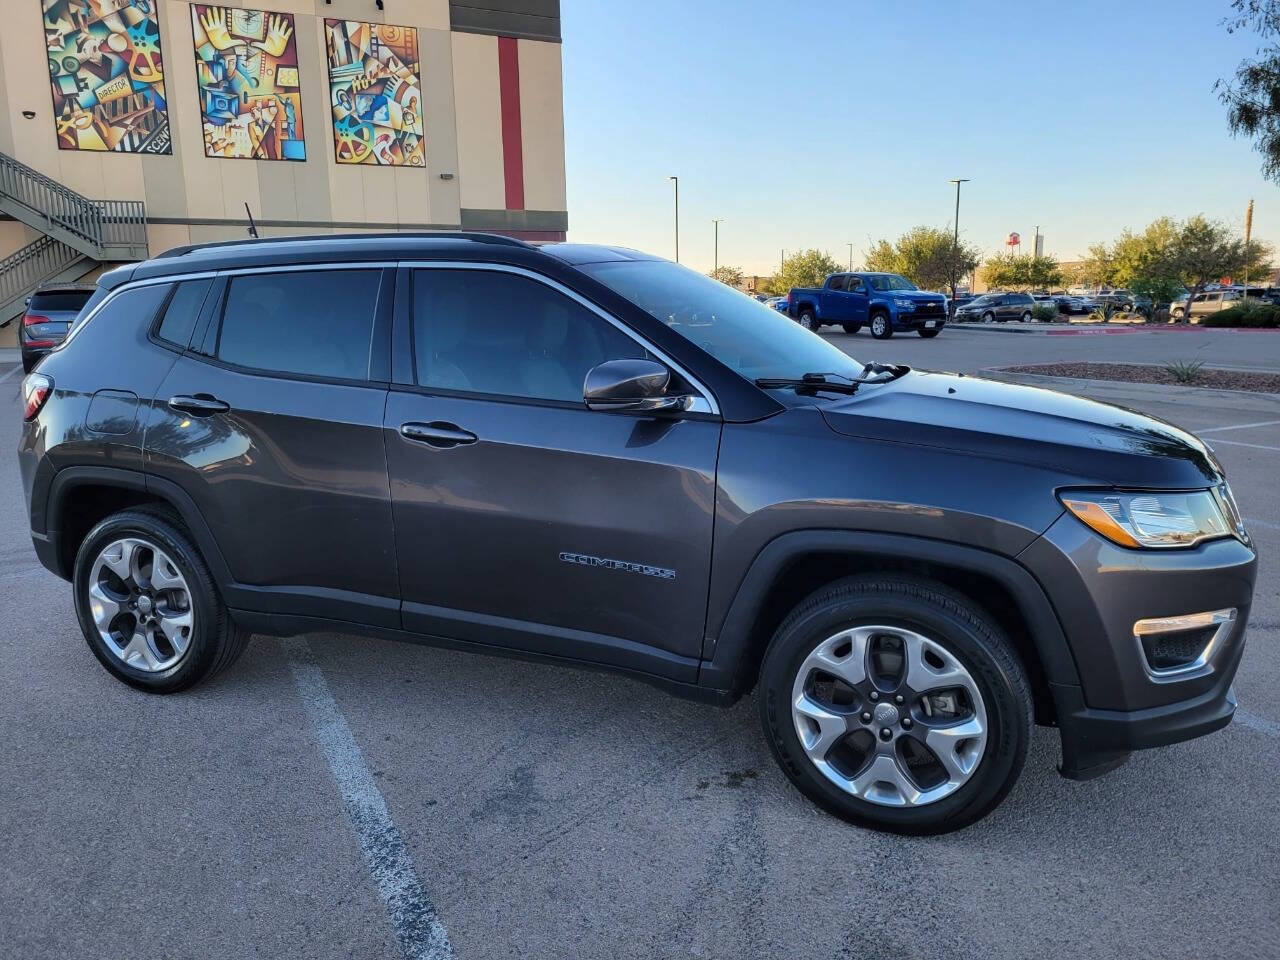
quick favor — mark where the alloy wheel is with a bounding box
[790,625,988,807]
[87,537,195,672]
[872,316,887,337]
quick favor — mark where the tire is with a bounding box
[918,329,940,338]
[841,322,862,334]
[757,574,1032,834]
[981,311,995,324]
[73,507,251,693]
[869,312,892,339]
[1171,307,1184,320]
[1020,311,1032,323]
[798,308,819,331]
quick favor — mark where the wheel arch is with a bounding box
[700,531,1080,725]
[45,466,231,586]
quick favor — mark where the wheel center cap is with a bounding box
[873,702,899,727]
[136,595,153,616]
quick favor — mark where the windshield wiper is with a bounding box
[754,365,909,395]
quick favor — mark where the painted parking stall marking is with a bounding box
[285,638,455,960]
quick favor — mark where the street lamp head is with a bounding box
[949,178,971,185]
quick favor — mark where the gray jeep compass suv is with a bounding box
[18,234,1257,833]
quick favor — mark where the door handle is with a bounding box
[168,394,230,416]
[400,421,478,448]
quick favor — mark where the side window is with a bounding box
[847,277,864,293]
[215,269,381,380]
[155,278,212,349]
[828,275,847,292]
[411,269,651,403]
[61,283,169,353]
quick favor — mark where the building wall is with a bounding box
[0,0,566,260]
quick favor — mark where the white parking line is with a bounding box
[1207,438,1280,452]
[1194,419,1280,434]
[285,638,455,960]
[1235,709,1280,738]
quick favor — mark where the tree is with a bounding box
[768,249,842,294]
[863,226,980,301]
[1169,216,1271,311]
[709,265,744,288]
[1218,1,1280,183]
[1078,242,1118,289]
[981,253,1064,291]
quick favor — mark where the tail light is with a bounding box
[23,313,52,327]
[22,374,52,421]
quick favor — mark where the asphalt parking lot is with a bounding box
[2,332,1277,960]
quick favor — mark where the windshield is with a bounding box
[866,274,917,292]
[581,259,864,382]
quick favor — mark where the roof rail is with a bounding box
[154,231,533,260]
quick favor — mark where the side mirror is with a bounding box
[584,358,693,413]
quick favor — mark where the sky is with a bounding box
[561,0,1280,277]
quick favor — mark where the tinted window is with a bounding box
[30,291,93,313]
[848,276,865,293]
[156,279,212,349]
[828,275,847,291]
[58,283,169,353]
[216,270,380,380]
[412,269,650,403]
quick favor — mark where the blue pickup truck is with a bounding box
[788,272,948,338]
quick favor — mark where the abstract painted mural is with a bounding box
[190,6,306,161]
[324,19,425,167]
[41,0,171,153]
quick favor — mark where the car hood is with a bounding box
[819,370,1222,488]
[882,290,945,302]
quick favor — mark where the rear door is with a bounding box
[146,265,399,626]
[823,274,848,322]
[384,264,722,679]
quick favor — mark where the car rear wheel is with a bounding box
[1020,311,1032,322]
[869,313,892,339]
[758,575,1032,834]
[73,507,251,693]
[841,322,862,334]
[918,329,940,338]
[798,308,819,331]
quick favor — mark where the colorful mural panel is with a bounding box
[190,6,306,161]
[41,0,171,154]
[324,19,425,167]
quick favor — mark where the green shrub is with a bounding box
[1164,359,1206,383]
[1030,303,1058,322]
[1202,300,1280,327]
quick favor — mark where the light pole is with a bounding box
[847,242,854,271]
[713,218,724,273]
[668,176,679,262]
[948,178,970,308]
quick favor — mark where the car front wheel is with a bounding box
[758,575,1032,834]
[869,313,892,339]
[73,507,251,693]
[981,311,995,323]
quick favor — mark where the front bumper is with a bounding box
[896,314,946,331]
[1020,512,1257,778]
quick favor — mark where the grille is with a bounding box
[1142,627,1216,671]
[914,302,946,318]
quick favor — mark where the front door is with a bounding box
[384,265,722,679]
[846,276,870,326]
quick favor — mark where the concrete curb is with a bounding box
[984,369,1280,411]
[952,322,1280,336]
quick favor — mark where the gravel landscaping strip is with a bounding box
[1000,362,1280,394]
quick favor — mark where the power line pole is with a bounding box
[668,176,679,263]
[948,178,970,309]
[847,242,853,271]
[713,219,724,273]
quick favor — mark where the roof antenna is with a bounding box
[244,202,259,239]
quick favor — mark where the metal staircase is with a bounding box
[0,150,148,322]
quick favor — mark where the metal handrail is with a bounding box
[0,152,147,259]
[0,235,84,315]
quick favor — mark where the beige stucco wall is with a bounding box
[0,0,566,255]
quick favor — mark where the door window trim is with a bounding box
[398,260,720,416]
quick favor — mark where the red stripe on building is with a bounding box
[497,36,525,210]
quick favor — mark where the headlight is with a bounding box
[1059,488,1238,549]
[893,298,916,309]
